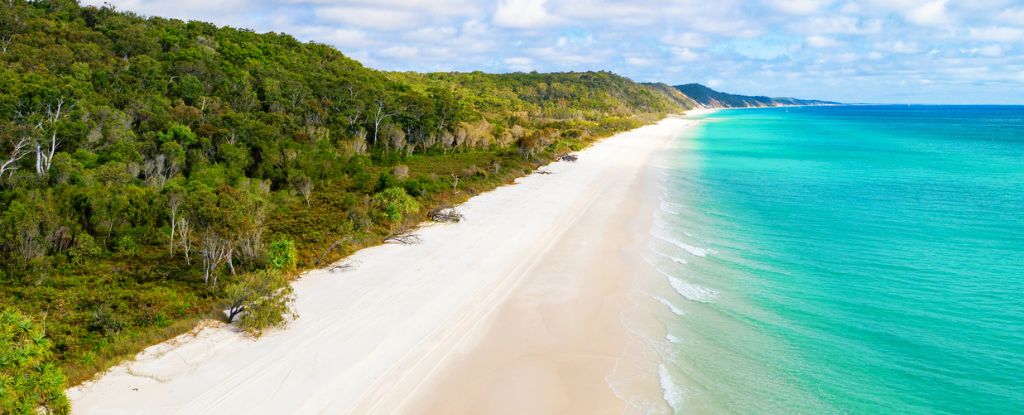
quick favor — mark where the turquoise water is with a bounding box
[650,106,1024,414]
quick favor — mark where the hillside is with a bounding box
[0,0,689,393]
[674,83,838,108]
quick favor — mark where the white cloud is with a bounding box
[806,35,841,48]
[968,26,1024,42]
[996,8,1024,25]
[493,0,561,28]
[661,32,710,48]
[672,47,700,62]
[625,56,655,66]
[764,0,833,15]
[875,40,921,54]
[403,26,458,43]
[788,16,883,34]
[315,6,418,28]
[904,0,950,26]
[961,45,1004,58]
[378,45,418,59]
[81,0,1024,103]
[503,56,536,71]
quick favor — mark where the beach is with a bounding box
[68,114,701,414]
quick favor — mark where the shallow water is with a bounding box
[646,106,1024,414]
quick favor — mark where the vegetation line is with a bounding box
[0,0,690,402]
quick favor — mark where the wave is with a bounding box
[656,296,685,316]
[650,227,714,257]
[660,200,685,215]
[649,242,688,265]
[668,276,717,303]
[659,364,685,412]
[666,334,683,344]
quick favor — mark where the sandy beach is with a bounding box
[68,115,701,414]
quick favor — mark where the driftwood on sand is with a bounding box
[428,207,464,223]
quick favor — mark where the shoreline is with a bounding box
[67,113,704,414]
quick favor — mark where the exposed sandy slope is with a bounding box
[68,116,698,415]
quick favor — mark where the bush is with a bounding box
[372,187,420,224]
[0,309,70,415]
[224,270,296,337]
[267,239,298,272]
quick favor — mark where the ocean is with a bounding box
[643,105,1024,414]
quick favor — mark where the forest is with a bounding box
[0,0,688,406]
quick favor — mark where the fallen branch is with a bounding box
[384,231,421,245]
[328,260,358,273]
[428,207,464,223]
[313,237,349,266]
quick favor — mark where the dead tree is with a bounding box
[177,217,191,264]
[200,231,232,286]
[33,98,71,177]
[144,154,179,189]
[0,136,29,182]
[167,193,182,256]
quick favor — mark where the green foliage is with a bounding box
[373,187,420,224]
[0,0,688,388]
[267,239,297,272]
[224,270,296,337]
[0,309,71,415]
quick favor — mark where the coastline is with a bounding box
[67,113,705,414]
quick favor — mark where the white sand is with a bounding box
[68,115,700,415]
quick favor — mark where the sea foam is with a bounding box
[657,296,686,316]
[650,227,714,257]
[649,241,688,265]
[668,276,717,303]
[659,364,685,412]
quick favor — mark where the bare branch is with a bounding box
[428,207,464,223]
[0,136,30,182]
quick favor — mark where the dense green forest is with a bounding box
[0,0,688,392]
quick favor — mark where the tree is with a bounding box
[370,98,397,147]
[177,217,191,264]
[0,194,57,269]
[166,190,182,256]
[32,98,72,177]
[224,270,296,336]
[0,135,29,183]
[0,308,70,415]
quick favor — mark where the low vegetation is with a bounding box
[0,0,689,400]
[0,308,71,415]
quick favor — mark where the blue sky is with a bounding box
[83,0,1024,104]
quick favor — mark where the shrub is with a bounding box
[372,187,420,224]
[267,239,297,272]
[224,270,297,337]
[0,309,70,415]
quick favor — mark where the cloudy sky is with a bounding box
[82,0,1024,104]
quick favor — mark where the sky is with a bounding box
[80,0,1024,104]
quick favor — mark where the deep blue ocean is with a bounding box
[648,105,1024,414]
